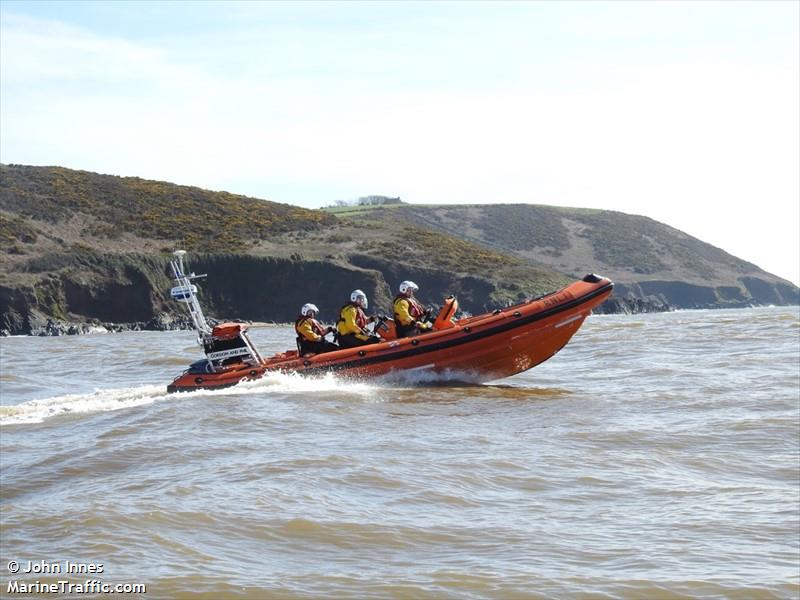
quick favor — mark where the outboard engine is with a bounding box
[203,323,262,369]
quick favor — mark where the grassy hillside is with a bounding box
[325,202,786,287]
[0,164,335,253]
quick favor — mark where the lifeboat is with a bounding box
[165,251,614,393]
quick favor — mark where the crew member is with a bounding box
[337,289,380,348]
[295,303,338,355]
[393,280,431,338]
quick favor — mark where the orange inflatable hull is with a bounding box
[167,275,613,392]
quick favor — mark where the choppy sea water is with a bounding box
[1,307,798,599]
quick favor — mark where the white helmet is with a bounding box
[350,289,368,309]
[399,280,419,295]
[301,303,319,317]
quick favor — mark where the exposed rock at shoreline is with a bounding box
[3,310,198,337]
[592,295,674,315]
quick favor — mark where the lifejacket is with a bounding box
[393,294,425,326]
[295,316,326,342]
[337,302,369,339]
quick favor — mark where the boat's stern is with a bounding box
[165,251,268,393]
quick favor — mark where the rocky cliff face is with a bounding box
[0,253,172,335]
[611,279,799,310]
[0,252,525,335]
[1,165,797,335]
[7,248,794,336]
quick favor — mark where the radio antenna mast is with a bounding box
[169,250,210,344]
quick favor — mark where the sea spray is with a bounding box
[0,371,382,426]
[0,384,169,426]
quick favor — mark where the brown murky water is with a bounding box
[1,307,798,599]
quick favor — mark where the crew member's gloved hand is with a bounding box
[326,326,335,334]
[368,315,376,323]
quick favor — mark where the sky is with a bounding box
[1,1,798,286]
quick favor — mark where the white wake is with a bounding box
[0,371,381,426]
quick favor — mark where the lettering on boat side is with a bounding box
[541,292,570,308]
[206,347,251,360]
